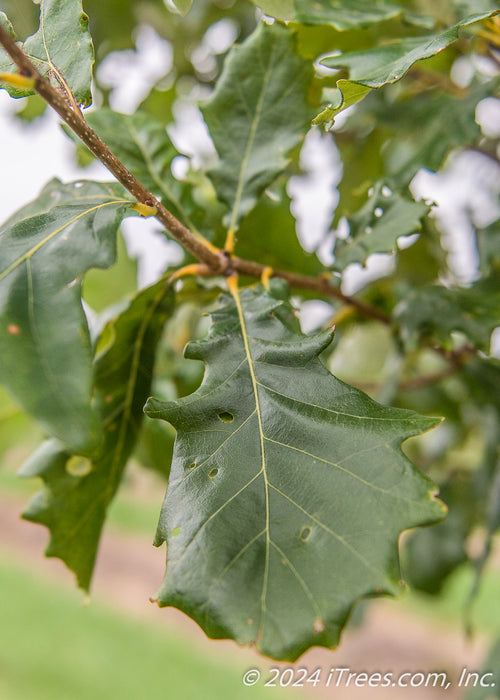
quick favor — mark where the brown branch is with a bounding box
[347,355,471,394]
[399,364,461,391]
[231,258,391,323]
[0,23,391,326]
[0,24,226,273]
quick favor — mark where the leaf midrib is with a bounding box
[230,284,271,636]
[227,43,276,234]
[51,283,171,556]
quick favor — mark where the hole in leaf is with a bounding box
[208,467,219,478]
[171,526,181,537]
[218,411,234,423]
[313,618,325,634]
[188,462,196,470]
[374,207,383,218]
[299,526,312,541]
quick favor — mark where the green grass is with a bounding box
[0,558,289,700]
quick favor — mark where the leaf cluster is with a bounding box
[0,0,499,661]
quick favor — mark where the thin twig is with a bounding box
[231,258,392,323]
[0,24,226,273]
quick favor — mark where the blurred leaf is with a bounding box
[145,280,444,660]
[201,22,314,232]
[464,637,500,698]
[476,217,500,274]
[0,388,42,460]
[235,186,323,276]
[403,477,474,593]
[464,357,500,413]
[0,4,38,40]
[395,218,447,286]
[317,10,498,119]
[171,0,193,16]
[332,181,430,271]
[0,179,133,454]
[456,0,500,17]
[83,232,137,312]
[376,81,498,184]
[20,280,175,590]
[328,323,398,390]
[0,0,94,106]
[135,417,175,479]
[15,94,47,120]
[395,272,500,352]
[251,0,406,28]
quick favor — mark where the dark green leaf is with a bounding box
[317,11,498,119]
[374,81,497,184]
[145,280,444,660]
[20,280,175,590]
[0,0,94,106]
[0,179,133,453]
[332,182,430,271]
[464,637,500,698]
[395,273,500,352]
[135,416,176,479]
[201,22,314,232]
[403,477,474,594]
[476,218,500,274]
[464,357,500,414]
[235,186,323,276]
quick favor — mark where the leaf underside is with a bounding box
[145,280,445,660]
